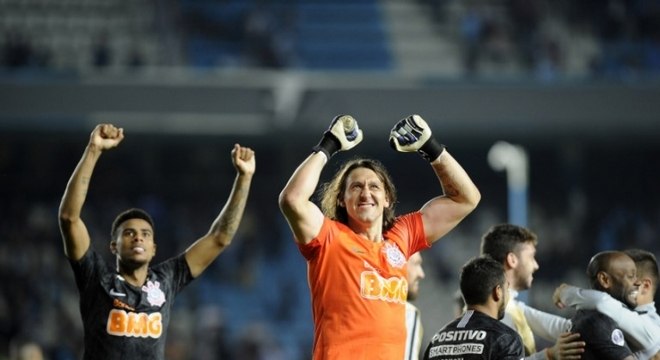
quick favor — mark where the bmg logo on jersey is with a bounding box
[359,270,407,303]
[106,309,163,338]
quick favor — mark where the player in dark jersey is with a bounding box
[59,124,255,359]
[424,256,524,360]
[569,251,640,360]
[554,249,660,359]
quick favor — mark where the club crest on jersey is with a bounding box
[142,280,166,307]
[611,329,625,346]
[382,242,405,268]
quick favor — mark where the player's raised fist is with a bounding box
[389,114,445,162]
[389,115,431,152]
[90,124,124,150]
[313,115,363,159]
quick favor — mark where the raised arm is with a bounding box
[278,152,328,245]
[184,144,255,278]
[519,301,572,342]
[58,124,124,261]
[420,151,481,244]
[389,115,480,244]
[278,115,363,245]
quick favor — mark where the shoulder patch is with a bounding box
[611,328,625,346]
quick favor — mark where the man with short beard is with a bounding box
[423,256,523,360]
[569,251,640,360]
[554,248,660,359]
[480,224,584,360]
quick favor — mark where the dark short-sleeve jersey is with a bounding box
[571,309,633,360]
[424,310,524,360]
[69,249,194,360]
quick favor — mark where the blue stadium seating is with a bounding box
[181,0,393,70]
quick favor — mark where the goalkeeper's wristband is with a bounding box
[312,132,341,160]
[419,138,446,162]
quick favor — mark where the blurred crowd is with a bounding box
[2,0,660,78]
[428,0,660,79]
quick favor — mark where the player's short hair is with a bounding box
[480,224,538,263]
[586,250,621,290]
[111,208,155,238]
[624,248,659,293]
[460,256,506,306]
[320,158,398,231]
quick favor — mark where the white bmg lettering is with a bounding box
[429,343,484,357]
[435,330,487,342]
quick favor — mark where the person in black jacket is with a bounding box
[424,256,524,360]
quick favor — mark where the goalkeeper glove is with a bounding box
[389,114,445,161]
[313,114,363,159]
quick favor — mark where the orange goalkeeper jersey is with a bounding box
[298,212,430,360]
